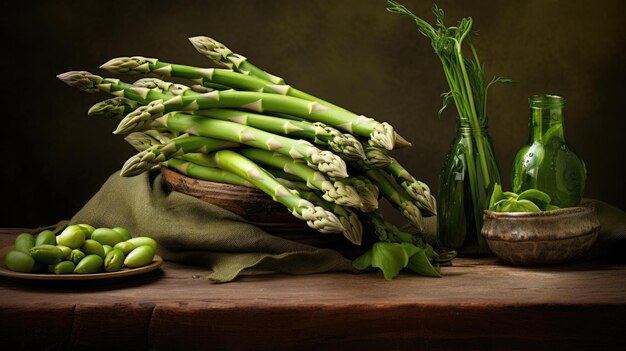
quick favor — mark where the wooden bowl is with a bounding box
[160,167,341,247]
[481,205,601,266]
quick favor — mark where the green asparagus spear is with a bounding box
[192,109,365,160]
[206,148,365,209]
[188,36,286,85]
[124,130,176,151]
[386,158,437,216]
[163,158,254,187]
[276,178,363,245]
[121,133,239,176]
[88,97,138,120]
[346,145,393,170]
[364,169,424,231]
[201,149,345,234]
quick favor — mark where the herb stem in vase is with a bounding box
[387,1,512,256]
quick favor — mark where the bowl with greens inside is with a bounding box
[480,184,600,266]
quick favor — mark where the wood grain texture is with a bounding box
[1,229,625,350]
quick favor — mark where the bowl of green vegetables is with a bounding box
[481,185,601,266]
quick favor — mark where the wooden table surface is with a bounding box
[1,228,625,351]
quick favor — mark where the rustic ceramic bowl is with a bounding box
[481,205,601,266]
[160,167,340,247]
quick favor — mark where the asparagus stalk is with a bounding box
[88,97,138,120]
[233,148,368,210]
[363,211,423,245]
[125,110,348,178]
[121,133,239,176]
[386,158,437,216]
[187,36,413,149]
[188,36,286,84]
[276,178,363,245]
[192,109,365,160]
[201,149,345,234]
[338,176,380,213]
[125,130,177,151]
[57,71,399,150]
[268,169,303,183]
[364,169,424,232]
[346,145,393,170]
[164,158,254,188]
[132,78,197,96]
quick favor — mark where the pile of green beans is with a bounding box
[4,224,158,274]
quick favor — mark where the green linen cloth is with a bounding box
[66,170,358,282]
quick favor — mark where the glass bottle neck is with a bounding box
[456,116,487,134]
[528,95,565,143]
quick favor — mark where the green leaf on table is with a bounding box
[353,242,409,280]
[352,242,443,280]
[407,248,441,277]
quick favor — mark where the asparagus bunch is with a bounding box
[57,36,437,255]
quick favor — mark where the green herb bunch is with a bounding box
[387,1,513,242]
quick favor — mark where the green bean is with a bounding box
[15,233,35,254]
[104,249,125,272]
[113,241,136,256]
[4,250,35,273]
[52,261,76,274]
[70,249,86,265]
[76,224,96,239]
[57,225,87,249]
[57,245,72,259]
[81,239,105,258]
[35,230,56,246]
[103,245,113,256]
[124,245,155,268]
[30,245,64,265]
[73,254,103,274]
[112,227,132,241]
[91,228,125,246]
[126,237,157,251]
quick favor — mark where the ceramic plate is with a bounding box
[0,245,162,281]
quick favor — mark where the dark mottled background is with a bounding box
[1,0,624,227]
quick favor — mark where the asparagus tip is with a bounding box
[369,122,396,150]
[394,132,413,148]
[57,71,102,93]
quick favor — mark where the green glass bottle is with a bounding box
[511,95,586,207]
[437,116,501,256]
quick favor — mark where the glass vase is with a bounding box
[437,116,501,256]
[511,95,586,207]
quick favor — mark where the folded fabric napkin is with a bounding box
[64,170,358,282]
[43,170,625,282]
